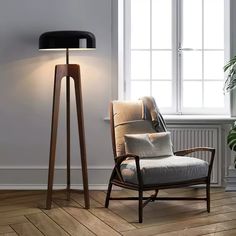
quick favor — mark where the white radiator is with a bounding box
[167,125,220,185]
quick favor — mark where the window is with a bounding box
[122,0,229,114]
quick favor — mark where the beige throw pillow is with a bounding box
[124,132,173,158]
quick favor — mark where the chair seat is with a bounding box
[120,155,209,185]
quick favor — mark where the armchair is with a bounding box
[105,97,215,223]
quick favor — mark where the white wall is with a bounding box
[0,0,236,189]
[0,0,114,188]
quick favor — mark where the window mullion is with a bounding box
[176,0,182,114]
[150,0,152,98]
[202,0,204,108]
[124,0,131,100]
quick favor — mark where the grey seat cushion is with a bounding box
[120,155,209,185]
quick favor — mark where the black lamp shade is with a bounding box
[39,31,96,50]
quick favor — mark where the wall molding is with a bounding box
[0,166,114,170]
[0,166,113,190]
[0,184,111,190]
[225,166,236,191]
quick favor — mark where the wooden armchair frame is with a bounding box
[105,102,215,223]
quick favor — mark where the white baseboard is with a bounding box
[0,166,113,190]
[225,166,236,191]
[225,186,236,191]
[0,184,110,190]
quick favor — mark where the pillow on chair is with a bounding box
[124,132,173,158]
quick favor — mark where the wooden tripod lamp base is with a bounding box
[46,64,90,209]
[39,30,96,210]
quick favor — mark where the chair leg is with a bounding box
[138,190,143,223]
[206,182,210,213]
[105,182,113,208]
[151,189,159,202]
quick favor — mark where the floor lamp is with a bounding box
[39,31,96,209]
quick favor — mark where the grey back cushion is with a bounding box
[124,132,173,158]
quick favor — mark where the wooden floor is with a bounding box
[0,188,236,235]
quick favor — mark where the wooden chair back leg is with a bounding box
[206,182,210,212]
[105,182,113,208]
[138,190,143,223]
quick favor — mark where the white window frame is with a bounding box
[117,0,230,115]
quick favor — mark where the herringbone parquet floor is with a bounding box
[0,188,236,235]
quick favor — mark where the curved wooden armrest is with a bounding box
[174,147,215,156]
[114,154,139,163]
[174,147,215,178]
[114,154,143,186]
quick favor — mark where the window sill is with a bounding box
[163,115,235,124]
[104,115,235,124]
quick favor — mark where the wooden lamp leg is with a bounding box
[74,69,90,209]
[46,67,62,210]
[46,64,90,210]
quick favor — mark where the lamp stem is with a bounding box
[66,48,69,64]
[66,47,70,200]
